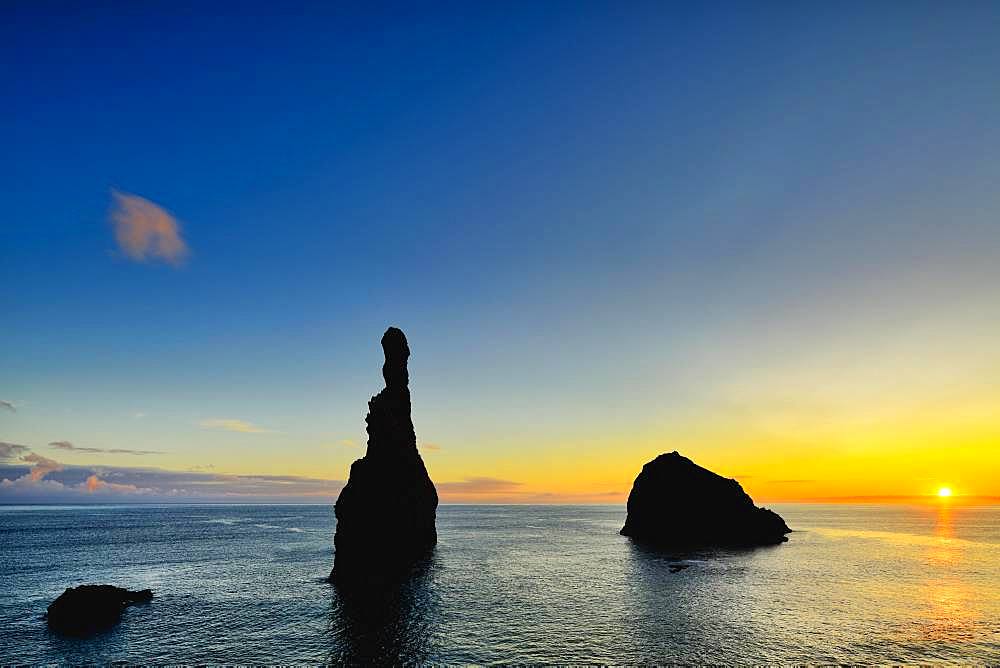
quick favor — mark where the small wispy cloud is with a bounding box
[109,190,189,266]
[339,439,358,448]
[133,412,147,420]
[420,441,442,453]
[49,441,80,451]
[0,400,16,413]
[49,440,163,455]
[0,442,31,461]
[437,477,522,494]
[21,453,64,481]
[199,419,272,434]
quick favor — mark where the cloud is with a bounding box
[0,462,344,503]
[420,441,442,453]
[49,440,81,450]
[0,400,15,413]
[20,453,64,481]
[48,440,163,455]
[0,469,146,496]
[106,448,163,455]
[199,418,272,433]
[85,474,140,493]
[432,477,627,504]
[0,463,622,504]
[1,475,69,493]
[109,190,189,266]
[0,442,30,461]
[339,439,358,448]
[437,477,523,495]
[521,490,627,503]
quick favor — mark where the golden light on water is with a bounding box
[937,487,953,498]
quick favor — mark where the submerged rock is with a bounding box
[331,327,438,584]
[46,584,153,635]
[621,451,790,547]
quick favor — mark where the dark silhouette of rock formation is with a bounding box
[328,559,436,663]
[331,327,438,584]
[621,451,790,547]
[46,584,153,635]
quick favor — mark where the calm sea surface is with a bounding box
[0,503,997,663]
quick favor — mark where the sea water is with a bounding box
[0,503,997,663]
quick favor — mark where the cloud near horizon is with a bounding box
[434,477,628,503]
[109,190,189,266]
[20,453,65,481]
[49,440,163,455]
[0,462,630,504]
[0,442,31,461]
[85,474,140,493]
[0,400,16,413]
[437,477,523,495]
[0,462,345,502]
[199,418,272,433]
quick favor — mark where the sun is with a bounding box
[937,487,953,498]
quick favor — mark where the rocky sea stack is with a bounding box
[331,327,438,584]
[621,451,790,547]
[46,585,152,635]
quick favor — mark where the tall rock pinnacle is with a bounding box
[331,327,438,583]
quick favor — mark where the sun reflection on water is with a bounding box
[804,503,997,656]
[918,503,980,646]
[932,502,954,546]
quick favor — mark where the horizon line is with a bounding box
[2,496,998,508]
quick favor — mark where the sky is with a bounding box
[2,1,999,504]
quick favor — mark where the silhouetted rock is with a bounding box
[331,327,438,584]
[621,451,790,547]
[46,585,152,635]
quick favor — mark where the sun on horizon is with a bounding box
[937,487,953,498]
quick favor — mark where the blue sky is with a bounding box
[3,2,999,503]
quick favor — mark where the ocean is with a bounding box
[0,503,997,663]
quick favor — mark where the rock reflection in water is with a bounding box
[328,557,439,664]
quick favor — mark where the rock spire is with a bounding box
[331,327,438,583]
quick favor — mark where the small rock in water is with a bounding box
[46,584,153,635]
